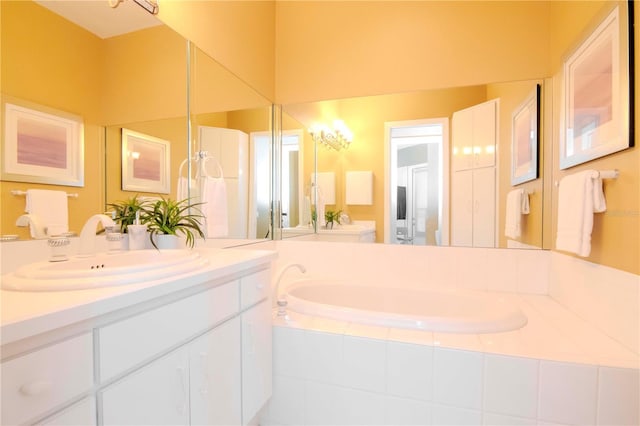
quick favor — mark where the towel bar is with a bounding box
[11,190,79,198]
[554,169,619,186]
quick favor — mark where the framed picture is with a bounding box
[511,84,540,185]
[2,101,84,187]
[559,1,634,169]
[121,128,170,194]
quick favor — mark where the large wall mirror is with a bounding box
[1,0,274,247]
[281,80,551,250]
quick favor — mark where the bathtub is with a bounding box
[283,280,528,333]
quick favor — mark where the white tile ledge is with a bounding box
[272,292,639,370]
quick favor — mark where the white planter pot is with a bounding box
[153,234,181,250]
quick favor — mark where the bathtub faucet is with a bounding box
[273,263,306,316]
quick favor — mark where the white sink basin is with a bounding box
[2,249,210,292]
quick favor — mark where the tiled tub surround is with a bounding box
[263,241,639,426]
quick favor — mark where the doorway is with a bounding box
[384,119,449,246]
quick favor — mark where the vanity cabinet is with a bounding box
[101,347,190,426]
[1,262,273,426]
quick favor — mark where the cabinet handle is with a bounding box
[176,366,187,415]
[19,380,52,396]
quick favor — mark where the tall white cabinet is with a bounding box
[451,99,497,247]
[199,126,249,239]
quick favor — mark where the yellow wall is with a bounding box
[487,80,545,249]
[1,1,104,239]
[275,1,551,104]
[307,86,488,242]
[101,25,187,126]
[549,1,639,275]
[158,0,275,101]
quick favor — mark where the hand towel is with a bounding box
[177,176,199,202]
[25,189,68,237]
[200,176,228,238]
[504,189,529,239]
[555,170,606,257]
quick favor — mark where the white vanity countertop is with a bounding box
[0,248,277,346]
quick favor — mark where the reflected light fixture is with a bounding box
[109,0,159,15]
[309,120,353,151]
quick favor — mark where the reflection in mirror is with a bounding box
[188,45,273,243]
[282,79,548,249]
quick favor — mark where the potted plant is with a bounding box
[107,195,149,233]
[324,209,342,229]
[142,197,205,249]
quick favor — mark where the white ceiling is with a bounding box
[35,0,162,39]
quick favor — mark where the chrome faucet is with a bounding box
[78,214,116,256]
[273,263,306,316]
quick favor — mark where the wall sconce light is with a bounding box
[109,0,159,15]
[309,120,353,151]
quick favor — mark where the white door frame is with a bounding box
[383,118,450,245]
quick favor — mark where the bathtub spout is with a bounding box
[274,263,306,316]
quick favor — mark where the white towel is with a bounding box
[25,189,68,237]
[504,189,530,239]
[555,170,606,257]
[200,176,228,238]
[177,176,199,202]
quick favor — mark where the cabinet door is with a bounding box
[452,108,474,171]
[472,167,496,247]
[451,170,473,247]
[101,348,189,426]
[189,318,242,426]
[38,397,96,426]
[241,300,272,425]
[472,100,496,168]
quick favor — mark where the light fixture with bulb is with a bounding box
[308,120,353,151]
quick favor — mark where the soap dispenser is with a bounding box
[127,211,148,250]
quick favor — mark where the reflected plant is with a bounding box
[107,195,149,233]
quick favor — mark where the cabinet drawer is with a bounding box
[99,280,239,382]
[1,333,94,426]
[240,269,270,309]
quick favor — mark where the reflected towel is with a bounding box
[177,176,199,202]
[25,189,68,237]
[200,176,228,238]
[555,170,606,257]
[504,189,529,239]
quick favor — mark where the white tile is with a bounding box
[597,366,640,426]
[485,249,518,293]
[483,412,536,425]
[304,330,343,385]
[387,341,433,401]
[538,360,598,425]
[266,375,305,426]
[342,335,387,392]
[433,332,483,352]
[384,396,431,425]
[340,387,387,426]
[516,249,549,294]
[483,354,539,419]
[431,403,481,425]
[308,316,349,334]
[482,412,538,426]
[454,247,489,291]
[433,348,483,410]
[273,326,307,378]
[345,322,390,340]
[303,381,345,426]
[388,327,434,346]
